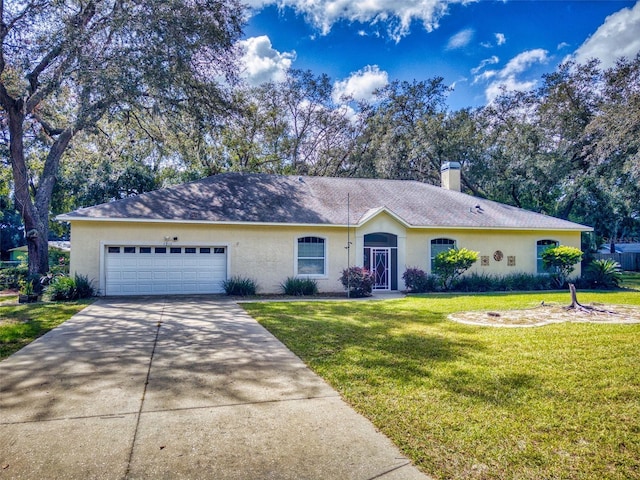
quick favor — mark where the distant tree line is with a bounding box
[53,57,639,248]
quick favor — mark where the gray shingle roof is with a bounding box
[58,173,591,231]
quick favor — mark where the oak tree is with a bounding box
[0,0,245,274]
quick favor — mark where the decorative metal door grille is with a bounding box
[371,248,390,290]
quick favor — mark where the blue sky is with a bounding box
[239,0,640,110]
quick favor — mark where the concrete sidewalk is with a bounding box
[0,297,429,480]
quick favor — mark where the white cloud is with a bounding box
[473,49,549,103]
[449,76,468,91]
[471,55,499,75]
[573,0,640,69]
[332,65,389,103]
[472,70,497,85]
[481,32,505,48]
[446,28,474,50]
[249,0,464,42]
[484,78,538,105]
[557,42,570,51]
[500,49,548,77]
[237,36,296,86]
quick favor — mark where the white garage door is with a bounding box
[105,246,227,296]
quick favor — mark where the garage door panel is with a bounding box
[182,272,198,281]
[105,246,227,296]
[136,271,153,280]
[168,258,184,268]
[121,271,138,281]
[152,271,169,281]
[182,259,200,268]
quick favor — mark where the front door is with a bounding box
[370,248,390,290]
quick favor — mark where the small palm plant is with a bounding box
[18,278,35,296]
[222,276,258,296]
[280,277,318,296]
[585,259,622,289]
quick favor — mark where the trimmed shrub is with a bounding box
[452,272,495,292]
[500,272,553,291]
[433,248,479,290]
[453,272,553,292]
[584,258,622,289]
[222,276,258,296]
[402,267,438,293]
[541,245,583,288]
[340,266,374,298]
[280,277,318,296]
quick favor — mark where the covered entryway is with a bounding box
[104,245,227,295]
[364,233,398,291]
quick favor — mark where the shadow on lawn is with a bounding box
[445,369,538,405]
[248,299,540,406]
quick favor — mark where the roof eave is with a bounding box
[57,215,592,232]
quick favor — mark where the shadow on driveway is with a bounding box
[0,296,429,480]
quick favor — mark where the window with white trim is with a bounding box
[297,237,326,276]
[431,238,456,270]
[537,239,559,273]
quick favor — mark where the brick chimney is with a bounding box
[440,162,461,191]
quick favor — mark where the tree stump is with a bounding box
[568,283,580,309]
[565,283,616,314]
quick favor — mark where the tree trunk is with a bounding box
[26,230,49,277]
[4,98,45,276]
[568,283,579,308]
[566,282,616,315]
[4,90,71,277]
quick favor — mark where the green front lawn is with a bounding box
[0,300,91,359]
[244,291,640,479]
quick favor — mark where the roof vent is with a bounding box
[441,162,461,191]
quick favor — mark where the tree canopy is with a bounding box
[2,2,639,267]
[0,0,245,272]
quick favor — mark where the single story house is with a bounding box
[57,163,592,296]
[597,243,640,254]
[8,241,71,262]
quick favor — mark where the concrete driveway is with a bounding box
[0,297,428,480]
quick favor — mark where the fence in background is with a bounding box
[593,253,640,271]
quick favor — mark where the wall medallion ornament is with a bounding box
[493,250,504,262]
